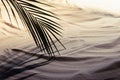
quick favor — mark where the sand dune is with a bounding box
[1,1,120,80]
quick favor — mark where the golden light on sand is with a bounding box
[0,3,24,30]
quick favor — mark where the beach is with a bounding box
[1,1,120,80]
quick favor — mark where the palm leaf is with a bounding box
[1,0,65,56]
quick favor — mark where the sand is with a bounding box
[1,1,120,80]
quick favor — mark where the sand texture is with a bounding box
[1,1,120,80]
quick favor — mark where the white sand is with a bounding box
[1,1,120,80]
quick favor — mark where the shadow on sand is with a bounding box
[0,49,55,80]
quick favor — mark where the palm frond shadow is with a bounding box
[1,0,65,56]
[0,49,55,80]
[1,0,65,79]
[16,73,37,80]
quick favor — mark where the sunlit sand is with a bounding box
[1,0,120,80]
